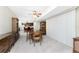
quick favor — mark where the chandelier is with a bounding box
[32,10,42,17]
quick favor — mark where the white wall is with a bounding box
[19,21,24,31]
[34,21,40,31]
[0,7,16,35]
[76,7,79,36]
[46,10,76,47]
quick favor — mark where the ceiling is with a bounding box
[8,6,50,22]
[8,6,77,23]
[38,6,77,21]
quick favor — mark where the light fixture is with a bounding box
[32,10,42,17]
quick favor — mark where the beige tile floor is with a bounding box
[9,31,72,53]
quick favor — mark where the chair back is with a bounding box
[32,31,42,41]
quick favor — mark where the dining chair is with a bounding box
[32,31,43,46]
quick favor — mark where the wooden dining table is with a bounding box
[24,26,43,46]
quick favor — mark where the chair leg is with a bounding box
[29,39,32,44]
[26,32,29,41]
[26,35,28,41]
[34,41,35,46]
[26,33,28,41]
[40,41,42,45]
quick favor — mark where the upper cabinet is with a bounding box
[12,17,19,33]
[40,21,46,35]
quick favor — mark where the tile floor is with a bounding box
[9,31,72,53]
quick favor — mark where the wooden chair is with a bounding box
[24,27,31,41]
[28,28,33,44]
[32,31,43,46]
[24,27,33,43]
